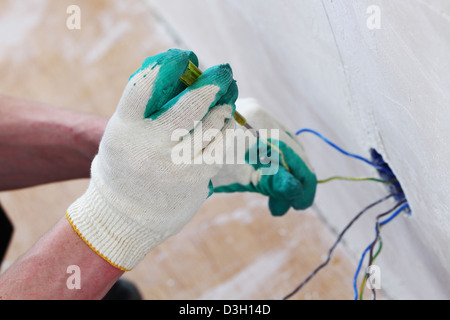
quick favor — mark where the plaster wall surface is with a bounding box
[148,0,450,299]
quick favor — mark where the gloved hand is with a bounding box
[67,49,238,271]
[212,98,317,216]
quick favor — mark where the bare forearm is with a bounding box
[0,96,123,299]
[0,217,124,299]
[0,94,108,190]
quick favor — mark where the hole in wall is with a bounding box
[370,148,410,212]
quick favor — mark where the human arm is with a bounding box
[0,49,238,299]
[0,94,108,191]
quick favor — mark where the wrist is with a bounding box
[69,113,108,174]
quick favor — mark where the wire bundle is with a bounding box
[280,128,410,300]
[353,200,409,300]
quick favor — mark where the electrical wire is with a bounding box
[281,192,395,300]
[380,202,410,227]
[353,243,374,300]
[353,201,409,300]
[295,129,396,185]
[289,127,409,300]
[368,201,409,300]
[295,128,390,174]
[358,237,382,300]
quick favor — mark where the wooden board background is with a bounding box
[0,0,360,299]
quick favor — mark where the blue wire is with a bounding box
[352,202,410,300]
[379,202,410,227]
[353,243,372,300]
[295,128,389,173]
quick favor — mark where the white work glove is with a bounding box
[212,98,317,216]
[67,49,238,271]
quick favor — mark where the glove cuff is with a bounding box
[66,180,159,271]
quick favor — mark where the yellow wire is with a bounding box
[259,148,398,185]
[317,176,396,184]
[266,140,290,172]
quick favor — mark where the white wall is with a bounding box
[147,0,450,299]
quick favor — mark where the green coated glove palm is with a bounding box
[212,98,317,216]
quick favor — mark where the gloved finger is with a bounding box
[202,119,236,172]
[172,115,235,181]
[290,171,317,210]
[195,80,238,149]
[268,197,291,216]
[117,49,196,121]
[279,141,317,186]
[176,105,234,164]
[197,104,234,150]
[215,79,238,115]
[258,167,303,199]
[155,63,235,133]
[278,141,318,209]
